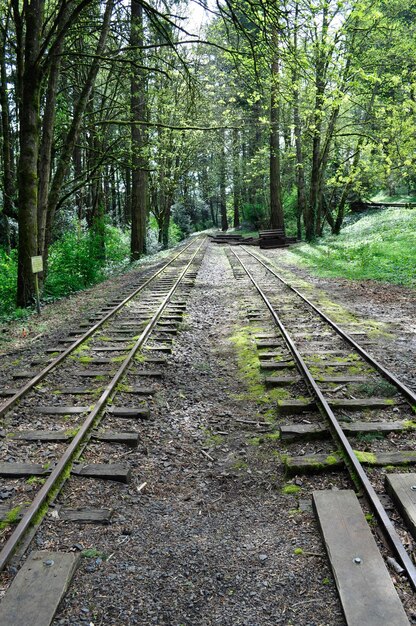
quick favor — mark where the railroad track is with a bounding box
[0,237,205,622]
[228,245,416,624]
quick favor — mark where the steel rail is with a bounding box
[231,246,416,591]
[0,239,199,418]
[0,238,206,572]
[241,246,416,405]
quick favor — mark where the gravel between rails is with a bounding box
[33,243,344,626]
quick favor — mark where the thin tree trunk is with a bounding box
[292,2,305,240]
[0,12,16,243]
[269,32,285,231]
[219,129,228,231]
[305,4,329,241]
[37,35,64,257]
[130,0,147,260]
[43,0,114,269]
[73,142,83,221]
[232,128,240,227]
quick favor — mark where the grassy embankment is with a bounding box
[287,201,416,287]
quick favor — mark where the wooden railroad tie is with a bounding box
[285,450,416,476]
[0,551,80,626]
[0,462,132,482]
[385,473,416,541]
[313,490,409,626]
[280,420,414,442]
[277,397,399,414]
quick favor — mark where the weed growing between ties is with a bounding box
[230,324,290,412]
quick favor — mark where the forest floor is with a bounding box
[0,241,415,625]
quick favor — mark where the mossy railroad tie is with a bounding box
[90,346,130,352]
[0,463,48,477]
[124,386,155,395]
[146,345,172,353]
[59,508,113,524]
[6,431,72,442]
[285,450,416,476]
[12,370,38,379]
[256,339,283,349]
[280,420,412,442]
[277,397,399,414]
[75,370,113,377]
[93,431,139,447]
[260,361,296,370]
[265,375,301,386]
[0,389,20,397]
[134,369,163,378]
[56,387,94,394]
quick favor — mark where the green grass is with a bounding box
[288,208,416,287]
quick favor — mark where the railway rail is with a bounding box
[228,245,416,620]
[0,237,205,588]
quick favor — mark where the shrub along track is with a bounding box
[0,238,205,620]
[228,245,416,623]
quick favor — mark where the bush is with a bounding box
[241,203,267,229]
[0,248,18,317]
[45,223,130,298]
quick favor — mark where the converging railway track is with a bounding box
[0,238,414,625]
[0,238,205,623]
[228,244,416,624]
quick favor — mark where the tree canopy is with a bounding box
[0,0,415,309]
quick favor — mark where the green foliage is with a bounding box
[289,208,416,286]
[0,506,22,530]
[0,224,130,320]
[0,248,30,320]
[241,203,267,229]
[282,484,301,495]
[81,548,107,559]
[45,224,129,298]
[168,220,183,245]
[282,188,300,237]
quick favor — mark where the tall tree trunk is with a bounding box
[73,141,83,221]
[16,0,44,307]
[232,128,240,228]
[161,198,172,248]
[130,0,147,260]
[219,130,228,231]
[124,166,132,222]
[269,33,285,231]
[292,2,305,241]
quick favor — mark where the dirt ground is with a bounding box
[0,242,415,625]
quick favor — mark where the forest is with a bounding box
[0,0,415,316]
